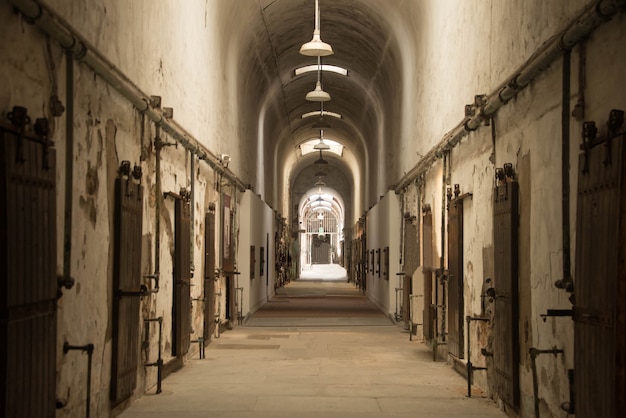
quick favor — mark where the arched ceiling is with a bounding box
[216,0,426,227]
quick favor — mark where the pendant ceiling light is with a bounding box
[306,57,330,102]
[300,0,334,57]
[312,101,331,128]
[314,170,327,178]
[314,149,328,165]
[313,129,331,150]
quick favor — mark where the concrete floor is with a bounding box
[118,265,505,418]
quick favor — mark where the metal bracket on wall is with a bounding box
[7,106,30,163]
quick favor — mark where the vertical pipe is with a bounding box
[190,152,195,273]
[314,0,320,31]
[62,50,74,281]
[231,183,237,269]
[531,351,540,418]
[466,316,472,397]
[490,116,497,164]
[400,192,405,267]
[561,51,572,283]
[154,126,162,280]
[156,318,162,394]
[440,153,448,342]
[218,174,224,269]
[85,345,93,418]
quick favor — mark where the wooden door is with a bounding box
[0,117,57,417]
[492,180,520,409]
[173,196,191,357]
[574,125,625,417]
[111,169,143,404]
[447,197,464,358]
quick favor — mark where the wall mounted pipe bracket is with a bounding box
[529,347,565,418]
[143,317,164,394]
[540,309,573,322]
[465,315,491,397]
[63,342,94,418]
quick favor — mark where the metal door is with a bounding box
[312,235,331,264]
[111,166,143,404]
[0,115,57,417]
[574,122,625,417]
[492,179,520,409]
[423,209,434,341]
[173,196,191,357]
[203,207,216,343]
[448,197,464,358]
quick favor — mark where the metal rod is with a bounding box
[439,153,448,344]
[154,126,162,289]
[190,152,196,273]
[63,343,94,418]
[561,50,572,284]
[394,0,626,192]
[529,347,564,418]
[143,317,163,394]
[465,316,490,397]
[62,49,73,283]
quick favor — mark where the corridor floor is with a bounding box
[118,265,505,418]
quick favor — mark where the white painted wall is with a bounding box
[366,192,402,318]
[237,190,276,318]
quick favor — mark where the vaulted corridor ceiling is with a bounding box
[215,0,425,225]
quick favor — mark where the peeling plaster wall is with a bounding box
[372,2,626,417]
[2,0,626,416]
[0,1,231,416]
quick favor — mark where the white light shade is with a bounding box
[300,31,334,56]
[314,156,328,165]
[313,139,330,150]
[306,81,331,102]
